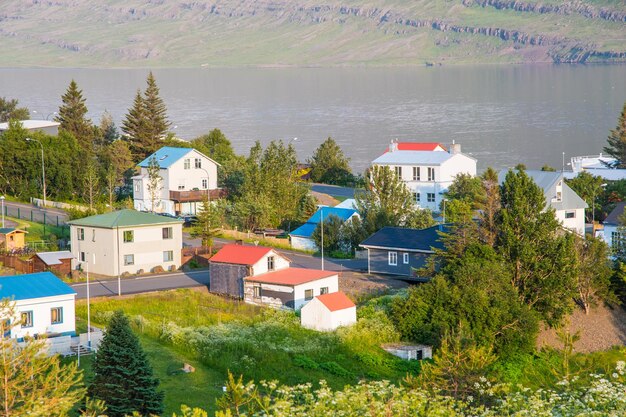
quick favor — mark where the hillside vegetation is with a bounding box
[1,0,625,67]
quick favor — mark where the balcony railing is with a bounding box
[169,189,226,202]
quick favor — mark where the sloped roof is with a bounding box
[67,209,182,228]
[210,244,274,266]
[0,272,76,301]
[0,120,60,130]
[389,142,446,152]
[245,267,337,286]
[604,202,626,226]
[290,207,358,238]
[498,170,588,211]
[373,150,458,166]
[359,225,450,252]
[138,147,194,169]
[317,291,355,312]
[34,251,74,266]
[0,228,27,235]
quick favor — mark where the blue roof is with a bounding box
[0,272,76,301]
[290,207,358,238]
[138,147,193,169]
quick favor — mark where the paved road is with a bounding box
[311,184,359,199]
[3,201,69,226]
[71,269,209,299]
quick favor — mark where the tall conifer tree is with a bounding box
[122,89,149,159]
[89,311,163,417]
[143,71,171,143]
[603,101,626,168]
[56,80,93,153]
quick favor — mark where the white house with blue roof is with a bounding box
[289,206,360,251]
[133,146,220,216]
[0,272,76,341]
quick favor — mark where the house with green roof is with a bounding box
[132,146,220,216]
[68,209,183,277]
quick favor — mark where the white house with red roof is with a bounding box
[372,140,477,211]
[301,291,356,331]
[209,244,338,309]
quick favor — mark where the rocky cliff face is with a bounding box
[0,0,624,66]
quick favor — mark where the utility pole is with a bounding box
[320,206,324,271]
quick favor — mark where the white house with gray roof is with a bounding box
[372,141,477,211]
[133,146,220,216]
[68,210,183,277]
[498,170,588,236]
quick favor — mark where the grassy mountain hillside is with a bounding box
[1,0,625,67]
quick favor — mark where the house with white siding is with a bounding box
[371,141,477,211]
[133,146,220,216]
[0,272,76,341]
[599,202,626,250]
[68,209,183,277]
[301,291,356,331]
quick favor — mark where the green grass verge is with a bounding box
[5,216,69,241]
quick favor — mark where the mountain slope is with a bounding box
[0,0,624,67]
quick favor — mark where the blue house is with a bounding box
[0,272,76,340]
[289,206,359,251]
[359,225,449,279]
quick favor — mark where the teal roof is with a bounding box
[0,272,76,301]
[290,207,358,238]
[0,228,24,234]
[67,209,183,229]
[138,147,193,169]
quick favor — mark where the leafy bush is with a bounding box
[294,355,319,370]
[319,361,352,378]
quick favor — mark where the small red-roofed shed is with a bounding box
[300,291,357,331]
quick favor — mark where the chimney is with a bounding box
[389,138,398,153]
[449,140,461,154]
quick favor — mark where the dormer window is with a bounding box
[556,181,563,202]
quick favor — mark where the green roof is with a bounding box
[67,210,183,229]
[0,228,27,235]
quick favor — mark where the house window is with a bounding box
[412,192,421,203]
[403,253,409,264]
[428,167,435,181]
[124,254,134,265]
[162,227,173,239]
[565,211,576,219]
[92,229,96,242]
[267,256,275,271]
[123,230,134,243]
[320,287,329,295]
[134,182,140,193]
[184,159,191,169]
[412,166,420,181]
[77,228,84,241]
[613,231,626,251]
[80,252,85,262]
[195,158,202,169]
[394,166,402,179]
[178,181,185,190]
[21,311,33,328]
[202,179,208,189]
[163,250,174,262]
[304,289,314,300]
[51,307,63,324]
[253,285,261,298]
[427,193,436,203]
[388,251,398,266]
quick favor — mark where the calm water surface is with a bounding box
[1,65,625,172]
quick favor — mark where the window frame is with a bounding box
[124,254,135,266]
[50,307,63,325]
[320,287,329,295]
[427,193,436,203]
[123,230,134,243]
[163,250,174,262]
[253,285,261,299]
[202,178,208,189]
[77,227,84,241]
[267,256,275,271]
[80,251,86,262]
[184,159,191,169]
[21,311,34,328]
[195,158,202,169]
[412,166,420,181]
[427,167,435,181]
[403,253,409,264]
[388,251,398,266]
[304,289,314,301]
[565,211,576,219]
[162,227,173,240]
[394,166,403,179]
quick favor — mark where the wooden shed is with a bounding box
[0,228,27,251]
[301,291,356,331]
[31,251,75,276]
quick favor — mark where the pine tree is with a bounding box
[307,137,353,185]
[603,101,626,167]
[143,71,171,157]
[0,97,30,122]
[121,89,149,159]
[89,311,163,417]
[56,80,93,154]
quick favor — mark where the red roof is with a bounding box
[317,291,355,312]
[210,244,273,265]
[387,142,446,152]
[246,267,337,286]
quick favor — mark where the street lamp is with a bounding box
[592,183,608,229]
[46,111,57,120]
[320,206,324,271]
[25,138,46,208]
[79,253,92,349]
[0,196,4,228]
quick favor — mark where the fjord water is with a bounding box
[1,65,625,172]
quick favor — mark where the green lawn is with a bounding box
[5,216,69,241]
[76,289,418,415]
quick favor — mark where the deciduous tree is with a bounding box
[307,137,353,185]
[573,236,614,314]
[89,310,163,417]
[566,171,606,222]
[146,155,163,213]
[0,97,29,122]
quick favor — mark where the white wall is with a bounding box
[250,250,290,276]
[555,208,586,236]
[12,294,76,340]
[71,223,183,276]
[301,298,356,331]
[290,236,317,251]
[293,275,339,310]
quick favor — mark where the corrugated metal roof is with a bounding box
[0,272,76,301]
[34,251,74,266]
[316,291,355,312]
[604,202,626,226]
[210,244,273,265]
[138,147,193,169]
[245,267,337,286]
[360,225,450,252]
[290,207,358,238]
[373,150,456,165]
[67,209,182,229]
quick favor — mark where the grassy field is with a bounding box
[75,289,418,415]
[5,216,69,242]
